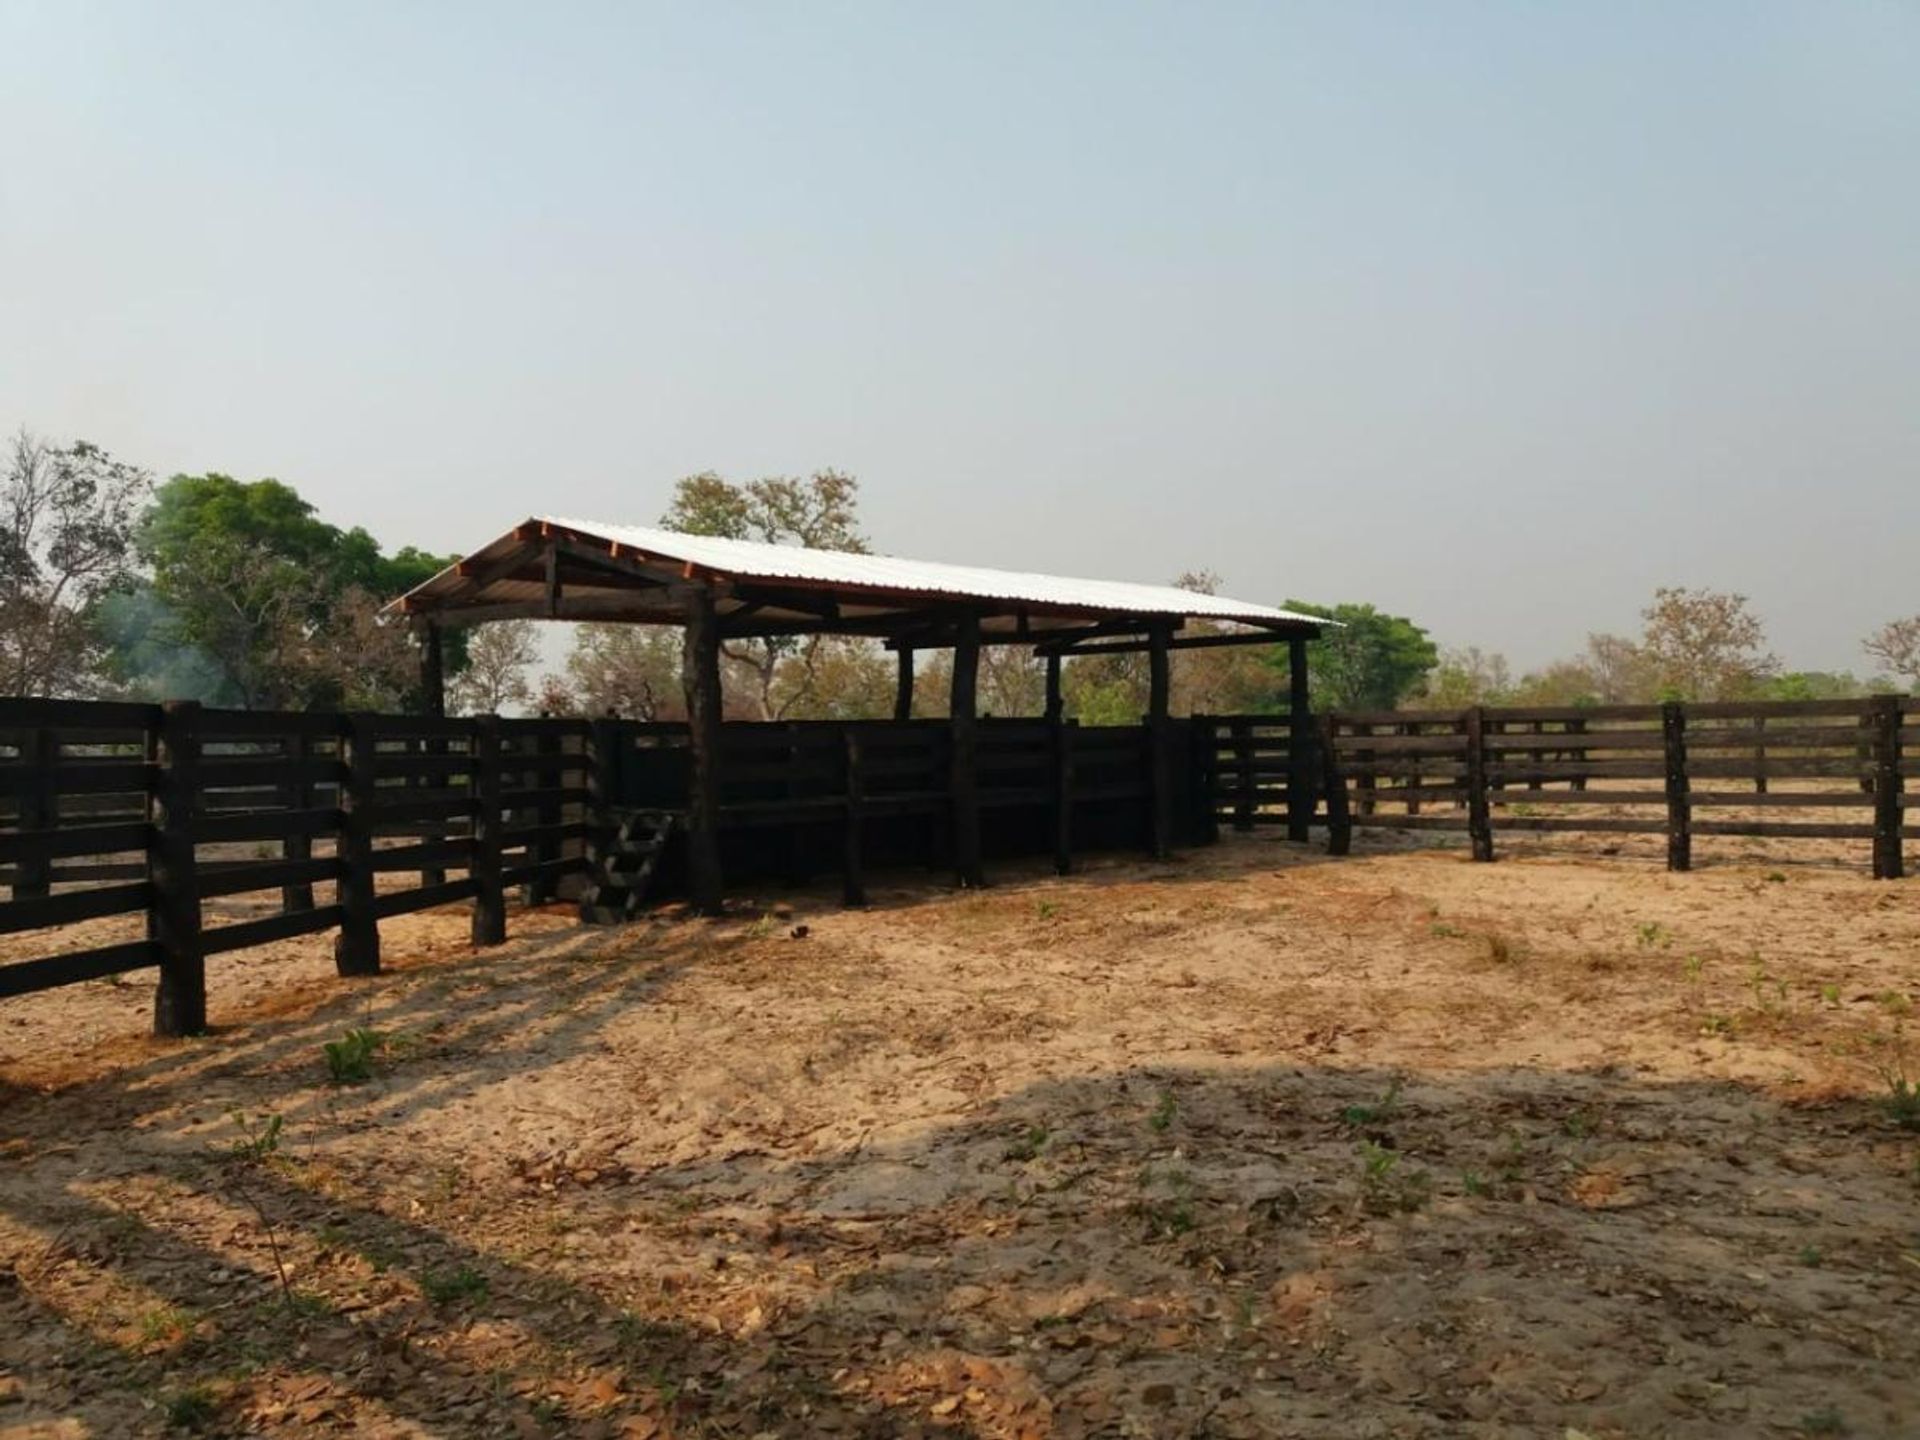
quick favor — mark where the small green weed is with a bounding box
[1636,921,1671,950]
[1003,1124,1050,1162]
[1429,922,1466,940]
[1148,1090,1178,1133]
[1798,1245,1823,1266]
[1035,900,1058,921]
[1357,1141,1429,1214]
[1461,1170,1490,1198]
[1340,1077,1403,1129]
[420,1265,490,1306]
[163,1386,218,1431]
[323,1028,385,1085]
[1820,983,1841,1008]
[139,1305,196,1347]
[1799,1406,1848,1435]
[1764,871,1787,884]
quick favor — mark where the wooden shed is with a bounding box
[392,518,1324,911]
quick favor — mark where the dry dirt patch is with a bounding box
[2,834,1917,1437]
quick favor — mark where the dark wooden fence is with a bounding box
[1202,697,1917,878]
[0,699,589,1031]
[1,701,1200,1031]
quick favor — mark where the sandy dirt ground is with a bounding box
[2,827,1918,1438]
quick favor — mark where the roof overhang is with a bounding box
[387,517,1326,649]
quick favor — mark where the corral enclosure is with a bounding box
[0,692,1915,1032]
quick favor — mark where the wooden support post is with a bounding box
[1754,715,1768,796]
[1568,716,1589,792]
[1147,618,1173,861]
[1352,721,1376,817]
[418,622,448,887]
[13,727,52,900]
[1044,654,1063,724]
[1220,717,1250,832]
[1527,720,1544,791]
[1403,722,1422,816]
[1191,717,1219,847]
[333,715,381,976]
[584,714,619,919]
[1464,706,1494,863]
[783,722,810,885]
[420,621,445,717]
[1871,694,1904,881]
[471,716,506,945]
[1662,701,1691,873]
[682,584,725,915]
[895,648,915,722]
[281,731,315,913]
[149,701,205,1037]
[1318,714,1352,856]
[842,731,867,907]
[1051,717,1074,875]
[1286,636,1313,842]
[950,612,984,888]
[527,723,562,904]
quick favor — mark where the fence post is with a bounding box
[1754,715,1768,796]
[14,727,52,900]
[1464,706,1494,862]
[1191,718,1219,847]
[1231,718,1254,831]
[1403,721,1422,816]
[1317,714,1352,856]
[1352,721,1376,817]
[1871,695,1904,881]
[1662,701,1691,873]
[525,723,562,905]
[586,715,619,902]
[281,731,315,913]
[471,716,506,944]
[842,731,867,907]
[1285,637,1312,841]
[333,714,381,976]
[1568,716,1588,792]
[149,701,205,1037]
[1052,717,1075,875]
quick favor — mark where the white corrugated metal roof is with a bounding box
[537,517,1320,627]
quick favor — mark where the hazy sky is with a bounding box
[2,2,1915,672]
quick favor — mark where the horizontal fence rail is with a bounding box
[1201,696,1916,878]
[0,699,591,1032]
[1,700,1201,1031]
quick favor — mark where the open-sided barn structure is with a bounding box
[392,518,1326,911]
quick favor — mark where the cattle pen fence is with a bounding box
[0,697,1203,1032]
[1201,696,1916,877]
[1,694,1912,1038]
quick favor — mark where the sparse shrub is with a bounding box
[1429,922,1465,940]
[1035,900,1058,921]
[323,1028,385,1085]
[1636,922,1671,950]
[1764,871,1787,884]
[1799,1406,1848,1435]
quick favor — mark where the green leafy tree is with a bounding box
[132,473,455,708]
[1276,601,1438,711]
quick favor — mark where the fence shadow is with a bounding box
[3,1004,1912,1436]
